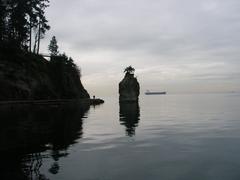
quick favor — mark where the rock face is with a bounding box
[119,72,140,102]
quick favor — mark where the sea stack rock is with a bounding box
[119,66,140,102]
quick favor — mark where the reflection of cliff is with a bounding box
[119,102,140,136]
[0,104,90,180]
[0,105,89,152]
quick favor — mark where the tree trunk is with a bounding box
[33,30,38,53]
[37,22,41,54]
[29,20,32,52]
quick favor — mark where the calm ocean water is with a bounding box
[1,93,240,180]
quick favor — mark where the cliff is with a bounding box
[0,47,89,101]
[119,72,140,102]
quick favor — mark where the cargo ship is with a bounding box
[145,90,167,95]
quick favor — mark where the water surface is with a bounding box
[1,93,240,180]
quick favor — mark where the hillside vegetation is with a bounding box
[0,45,89,101]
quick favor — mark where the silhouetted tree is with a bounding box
[6,0,29,47]
[32,0,50,54]
[0,0,6,41]
[0,0,50,51]
[48,36,59,56]
[124,66,135,74]
[49,53,85,98]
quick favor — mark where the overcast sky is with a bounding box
[41,0,240,96]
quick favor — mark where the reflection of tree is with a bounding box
[119,102,140,136]
[48,150,68,175]
[23,153,49,180]
[0,103,90,180]
[49,162,59,175]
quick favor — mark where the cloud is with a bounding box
[41,0,240,95]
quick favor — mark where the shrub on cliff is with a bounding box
[49,54,89,99]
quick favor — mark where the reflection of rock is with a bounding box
[119,102,140,136]
[119,73,140,102]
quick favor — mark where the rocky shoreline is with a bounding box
[0,98,104,109]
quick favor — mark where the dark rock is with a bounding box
[119,72,140,102]
[89,98,104,105]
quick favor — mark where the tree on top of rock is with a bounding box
[124,66,135,75]
[48,36,59,56]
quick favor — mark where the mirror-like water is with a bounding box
[1,93,240,180]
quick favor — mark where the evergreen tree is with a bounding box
[8,0,29,46]
[30,0,50,53]
[0,0,6,41]
[48,36,59,56]
[0,0,50,50]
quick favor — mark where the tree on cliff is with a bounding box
[49,53,89,98]
[0,0,50,51]
[30,0,51,54]
[48,36,59,56]
[0,0,6,41]
[124,66,135,74]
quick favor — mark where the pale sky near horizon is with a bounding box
[41,0,240,96]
